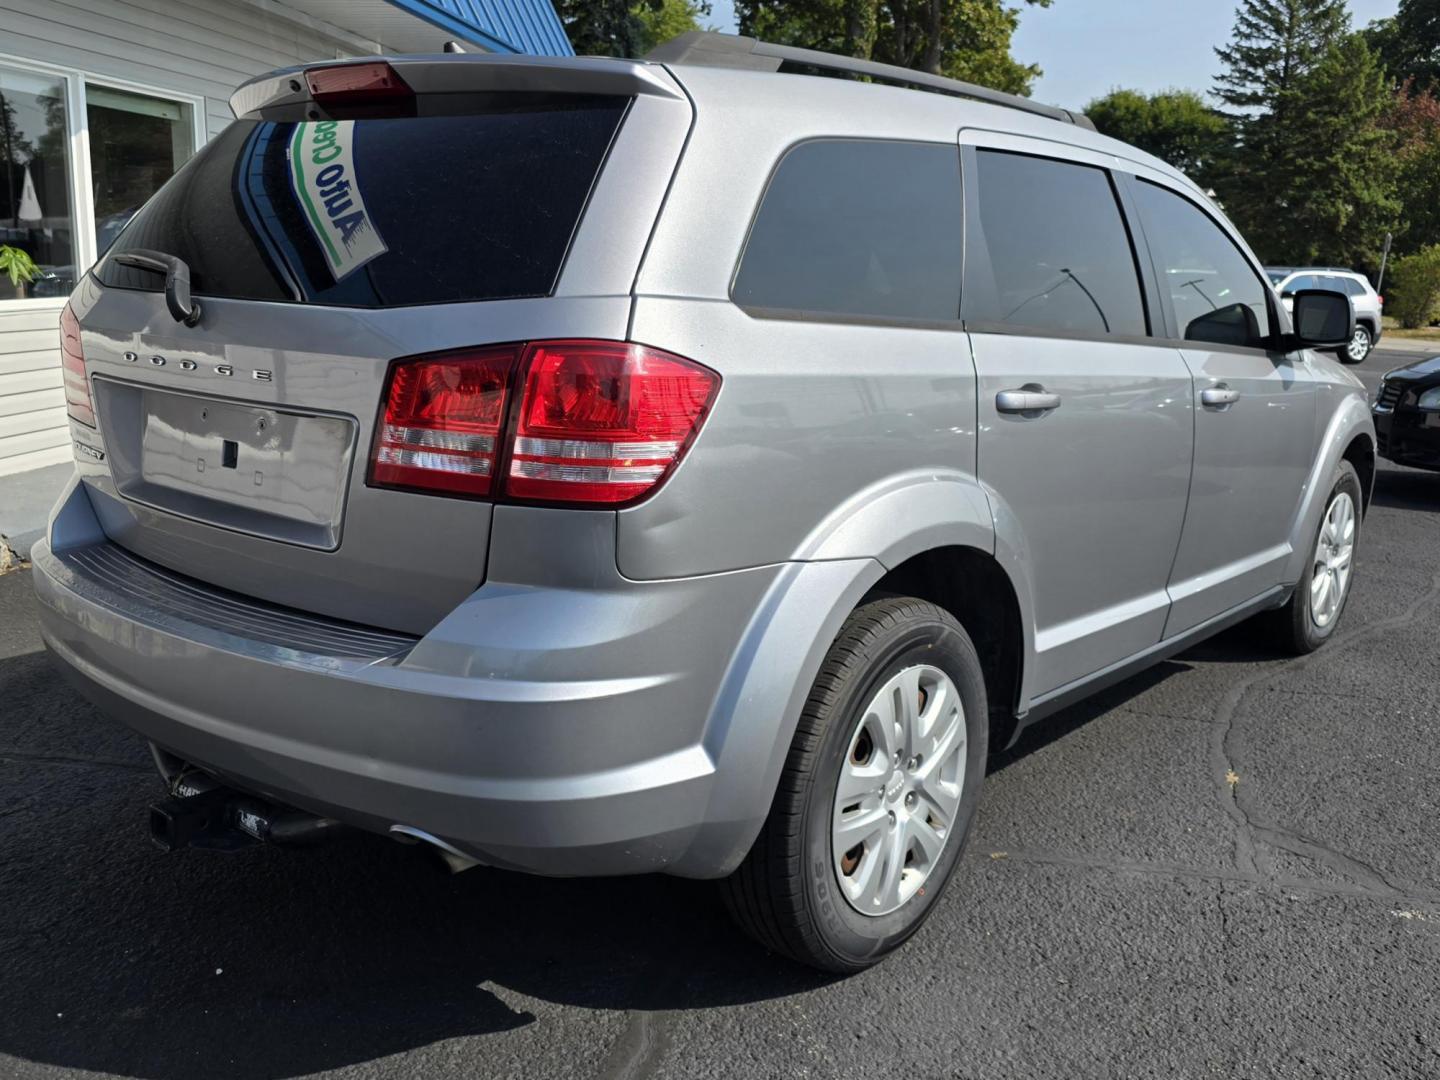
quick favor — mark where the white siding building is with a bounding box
[0,0,569,476]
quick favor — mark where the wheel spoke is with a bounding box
[873,824,908,912]
[833,803,888,848]
[836,755,884,803]
[894,665,923,755]
[907,809,948,864]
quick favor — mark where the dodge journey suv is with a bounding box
[33,32,1375,972]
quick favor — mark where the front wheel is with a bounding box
[1270,460,1362,654]
[721,597,988,972]
[1338,324,1372,364]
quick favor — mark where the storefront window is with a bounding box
[87,85,194,257]
[0,66,75,300]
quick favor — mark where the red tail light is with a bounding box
[369,347,515,497]
[369,340,718,506]
[1378,295,1385,307]
[507,341,718,506]
[305,62,411,105]
[59,303,94,427]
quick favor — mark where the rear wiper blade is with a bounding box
[114,249,203,327]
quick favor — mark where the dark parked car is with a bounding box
[1373,355,1440,470]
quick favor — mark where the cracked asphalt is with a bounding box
[2,346,1438,1079]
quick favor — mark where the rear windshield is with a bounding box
[95,96,628,308]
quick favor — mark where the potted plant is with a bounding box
[0,244,38,299]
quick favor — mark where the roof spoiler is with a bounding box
[646,31,1094,131]
[230,53,684,117]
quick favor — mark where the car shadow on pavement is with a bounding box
[1371,465,1440,511]
[0,649,832,1080]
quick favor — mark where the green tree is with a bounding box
[737,0,1052,95]
[1239,36,1400,267]
[1365,0,1440,91]
[561,0,711,57]
[1213,0,1349,112]
[636,0,712,53]
[1385,243,1440,327]
[1086,89,1232,180]
[1211,1,1398,264]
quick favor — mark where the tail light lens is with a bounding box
[507,341,718,506]
[306,62,411,105]
[59,303,94,427]
[368,340,718,507]
[369,347,515,497]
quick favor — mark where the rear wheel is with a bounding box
[1339,324,1372,364]
[1270,460,1362,654]
[721,597,988,972]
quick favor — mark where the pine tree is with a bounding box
[1262,37,1400,267]
[1213,0,1350,112]
[1213,0,1354,260]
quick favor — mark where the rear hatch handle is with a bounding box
[113,249,203,327]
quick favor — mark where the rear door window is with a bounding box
[966,150,1148,338]
[731,139,963,322]
[1131,180,1274,349]
[95,96,629,308]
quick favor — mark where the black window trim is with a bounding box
[1119,172,1289,358]
[94,96,633,311]
[958,145,1159,343]
[728,135,966,329]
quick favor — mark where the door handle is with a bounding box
[1200,385,1241,408]
[996,387,1062,415]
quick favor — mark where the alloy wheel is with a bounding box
[831,664,967,917]
[1346,327,1370,362]
[1311,491,1356,629]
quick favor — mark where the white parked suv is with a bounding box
[1267,267,1382,363]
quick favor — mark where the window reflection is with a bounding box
[87,85,194,257]
[0,66,74,300]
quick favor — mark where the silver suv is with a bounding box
[33,33,1375,972]
[1268,267,1383,363]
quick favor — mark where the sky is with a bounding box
[702,1,1399,112]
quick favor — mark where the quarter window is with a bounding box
[1132,180,1273,349]
[967,150,1147,337]
[732,139,963,322]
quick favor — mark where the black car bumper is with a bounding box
[1373,404,1440,470]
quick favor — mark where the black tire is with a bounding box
[721,596,988,973]
[1269,460,1363,654]
[1336,324,1372,364]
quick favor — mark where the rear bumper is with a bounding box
[32,479,867,879]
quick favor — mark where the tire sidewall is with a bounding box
[799,613,988,967]
[1295,461,1363,648]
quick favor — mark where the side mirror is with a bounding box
[1288,288,1353,350]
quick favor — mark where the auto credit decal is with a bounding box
[288,120,387,280]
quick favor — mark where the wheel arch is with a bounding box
[867,546,1027,752]
[1342,430,1376,514]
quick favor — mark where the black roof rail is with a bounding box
[645,31,1095,131]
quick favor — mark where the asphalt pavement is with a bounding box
[1,345,1438,1079]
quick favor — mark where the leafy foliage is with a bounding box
[1365,0,1440,92]
[0,244,38,289]
[560,0,711,58]
[736,0,1052,95]
[1086,89,1232,181]
[1385,244,1440,327]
